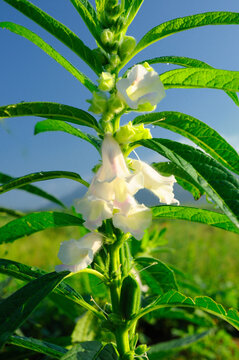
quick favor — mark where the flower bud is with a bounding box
[110,54,121,69]
[119,36,136,59]
[88,91,107,114]
[115,121,152,145]
[100,28,114,46]
[135,345,149,355]
[98,72,115,92]
[108,93,125,114]
[92,48,108,66]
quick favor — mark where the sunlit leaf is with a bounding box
[0,171,65,207]
[137,139,239,227]
[133,111,239,174]
[0,22,97,92]
[0,211,84,244]
[0,170,89,196]
[119,12,239,69]
[139,55,239,105]
[3,0,103,74]
[152,205,239,234]
[35,120,101,151]
[0,102,100,131]
[136,290,239,330]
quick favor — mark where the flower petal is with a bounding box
[113,203,152,240]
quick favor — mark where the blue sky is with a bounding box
[0,0,239,210]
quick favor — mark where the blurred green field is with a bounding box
[1,213,239,359]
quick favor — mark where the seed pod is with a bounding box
[120,274,141,320]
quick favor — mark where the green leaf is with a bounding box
[0,171,65,207]
[95,0,105,20]
[119,12,239,68]
[0,258,105,319]
[61,341,118,360]
[135,257,178,295]
[137,139,239,227]
[0,170,89,196]
[0,271,68,348]
[161,68,239,93]
[152,162,205,200]
[136,290,239,331]
[139,55,239,105]
[7,335,67,359]
[133,111,239,175]
[70,0,102,44]
[152,206,239,234]
[151,308,213,327]
[124,0,144,29]
[0,211,84,244]
[0,22,97,92]
[148,330,213,359]
[0,102,100,131]
[35,119,101,151]
[0,207,24,218]
[3,0,103,74]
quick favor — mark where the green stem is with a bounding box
[109,243,131,358]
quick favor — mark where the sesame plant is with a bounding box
[1,1,239,359]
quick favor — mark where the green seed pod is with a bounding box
[120,274,141,320]
[119,36,136,59]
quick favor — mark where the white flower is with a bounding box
[113,197,152,240]
[131,159,179,205]
[55,232,103,273]
[116,64,165,111]
[76,135,151,239]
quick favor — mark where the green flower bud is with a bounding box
[100,28,114,45]
[88,91,107,114]
[109,54,121,69]
[98,72,115,92]
[92,48,108,66]
[115,121,152,145]
[108,93,125,114]
[119,36,136,59]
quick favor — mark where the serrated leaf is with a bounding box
[0,258,105,319]
[70,0,102,44]
[0,102,100,131]
[60,341,118,360]
[137,139,239,227]
[139,55,239,105]
[7,335,67,359]
[35,119,101,151]
[0,170,89,196]
[152,162,205,200]
[137,290,239,330]
[0,271,68,348]
[151,308,213,327]
[152,206,239,234]
[0,22,97,92]
[148,330,212,359]
[3,0,102,74]
[119,12,239,69]
[133,111,239,175]
[0,171,65,207]
[135,257,178,295]
[161,68,239,93]
[0,211,84,244]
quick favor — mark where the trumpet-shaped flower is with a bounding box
[131,159,179,205]
[116,64,165,111]
[55,232,103,273]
